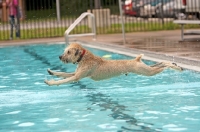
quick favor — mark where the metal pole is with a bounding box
[16,5,20,38]
[161,0,164,26]
[118,0,126,45]
[181,24,184,41]
[94,0,101,9]
[90,0,93,12]
[92,15,96,40]
[56,0,60,22]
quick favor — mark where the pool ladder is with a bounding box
[64,12,96,44]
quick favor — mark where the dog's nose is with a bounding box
[59,55,62,60]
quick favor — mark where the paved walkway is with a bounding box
[0,30,200,69]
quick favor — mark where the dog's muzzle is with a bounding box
[59,55,68,63]
[59,55,62,60]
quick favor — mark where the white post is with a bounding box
[118,0,126,45]
[56,0,61,22]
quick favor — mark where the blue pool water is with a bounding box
[0,44,200,132]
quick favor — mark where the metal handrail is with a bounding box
[64,12,96,44]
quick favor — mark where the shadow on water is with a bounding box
[73,82,161,132]
[87,93,159,132]
[23,46,161,132]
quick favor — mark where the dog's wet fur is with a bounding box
[45,43,183,86]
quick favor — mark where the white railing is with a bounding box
[64,12,96,44]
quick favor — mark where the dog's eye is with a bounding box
[67,51,70,54]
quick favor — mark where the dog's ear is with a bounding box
[75,49,79,56]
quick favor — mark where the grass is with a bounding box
[0,22,199,40]
[104,22,200,33]
[0,25,91,40]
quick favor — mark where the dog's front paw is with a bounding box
[47,69,54,75]
[44,79,56,86]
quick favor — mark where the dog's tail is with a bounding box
[135,54,143,62]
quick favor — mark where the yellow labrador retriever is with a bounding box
[44,43,182,86]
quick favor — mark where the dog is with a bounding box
[44,43,183,86]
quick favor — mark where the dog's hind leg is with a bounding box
[150,62,183,71]
[143,62,183,76]
[136,61,183,76]
[150,62,164,67]
[132,55,164,76]
[47,69,75,78]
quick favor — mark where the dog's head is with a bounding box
[59,43,86,64]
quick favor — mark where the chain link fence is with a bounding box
[0,0,199,40]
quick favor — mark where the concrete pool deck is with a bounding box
[0,30,200,71]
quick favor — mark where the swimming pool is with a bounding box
[0,43,200,132]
